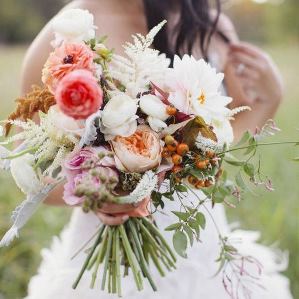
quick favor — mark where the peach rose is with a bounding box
[111,125,162,173]
[55,69,103,120]
[42,43,95,92]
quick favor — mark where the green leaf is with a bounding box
[175,184,188,193]
[243,163,255,177]
[188,219,200,239]
[235,131,251,147]
[183,224,194,246]
[172,211,190,222]
[165,223,182,231]
[163,192,174,201]
[173,231,188,258]
[235,172,246,190]
[293,157,299,162]
[195,212,206,229]
[244,138,257,155]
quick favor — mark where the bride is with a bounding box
[21,0,292,298]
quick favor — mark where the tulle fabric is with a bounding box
[25,189,293,299]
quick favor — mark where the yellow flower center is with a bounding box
[198,91,206,105]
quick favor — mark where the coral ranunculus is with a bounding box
[42,43,95,92]
[55,69,103,119]
[111,125,162,173]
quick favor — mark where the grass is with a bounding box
[0,44,298,298]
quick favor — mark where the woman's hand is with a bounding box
[228,42,284,107]
[97,198,149,226]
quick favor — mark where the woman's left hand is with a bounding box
[228,42,284,107]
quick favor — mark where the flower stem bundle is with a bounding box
[73,218,176,296]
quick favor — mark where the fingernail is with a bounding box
[122,215,129,221]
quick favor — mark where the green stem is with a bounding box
[128,221,157,291]
[147,243,165,277]
[72,225,105,289]
[112,231,117,294]
[90,227,108,288]
[119,224,143,291]
[138,220,176,269]
[140,218,177,264]
[115,228,122,297]
[6,146,39,160]
[101,227,113,291]
[218,141,299,155]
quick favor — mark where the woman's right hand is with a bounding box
[97,198,149,226]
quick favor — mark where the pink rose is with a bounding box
[42,43,95,92]
[55,69,103,119]
[111,125,162,173]
[63,146,118,205]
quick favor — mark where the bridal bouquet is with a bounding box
[0,8,282,297]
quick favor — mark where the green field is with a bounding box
[0,45,298,298]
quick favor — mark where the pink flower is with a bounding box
[111,125,162,173]
[63,147,118,205]
[55,69,103,119]
[42,43,95,92]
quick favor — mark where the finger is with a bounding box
[229,52,263,72]
[97,212,129,226]
[230,61,260,80]
[230,42,265,58]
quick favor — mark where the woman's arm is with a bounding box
[216,14,284,141]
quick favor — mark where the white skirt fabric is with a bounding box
[25,188,293,299]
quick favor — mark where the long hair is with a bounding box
[143,0,229,60]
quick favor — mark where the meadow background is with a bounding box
[0,0,298,298]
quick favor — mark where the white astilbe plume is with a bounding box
[1,110,80,178]
[109,21,171,97]
[115,171,158,204]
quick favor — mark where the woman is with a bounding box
[22,0,292,298]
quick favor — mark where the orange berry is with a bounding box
[195,180,205,189]
[188,175,198,185]
[166,105,177,116]
[172,154,182,165]
[162,147,171,158]
[172,165,182,173]
[195,160,207,169]
[174,175,182,183]
[176,143,189,156]
[167,140,178,152]
[210,158,218,166]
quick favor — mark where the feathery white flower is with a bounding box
[115,171,158,204]
[109,21,170,97]
[1,107,80,177]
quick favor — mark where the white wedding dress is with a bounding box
[25,56,293,299]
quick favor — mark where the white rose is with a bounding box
[100,94,138,139]
[139,94,169,132]
[10,154,43,195]
[52,9,97,46]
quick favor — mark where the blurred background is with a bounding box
[0,0,298,298]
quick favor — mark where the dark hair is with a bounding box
[143,0,230,61]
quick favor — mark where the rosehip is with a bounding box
[172,154,183,165]
[176,143,189,156]
[166,105,177,116]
